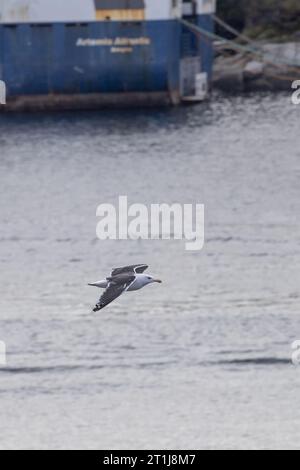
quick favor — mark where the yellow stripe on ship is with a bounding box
[96,9,145,21]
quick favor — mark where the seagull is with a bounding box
[88,264,162,312]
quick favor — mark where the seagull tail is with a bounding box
[88,280,108,288]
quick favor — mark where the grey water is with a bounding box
[0,93,300,450]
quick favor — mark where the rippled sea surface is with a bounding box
[0,93,300,450]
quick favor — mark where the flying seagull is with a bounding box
[88,264,162,312]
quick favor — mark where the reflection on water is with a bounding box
[0,93,300,449]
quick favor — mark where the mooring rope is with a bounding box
[212,14,259,49]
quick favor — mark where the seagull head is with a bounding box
[144,275,162,285]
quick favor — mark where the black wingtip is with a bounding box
[93,304,103,312]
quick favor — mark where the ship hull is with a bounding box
[0,16,214,110]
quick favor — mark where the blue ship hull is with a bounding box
[0,16,214,110]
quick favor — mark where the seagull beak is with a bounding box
[153,279,162,283]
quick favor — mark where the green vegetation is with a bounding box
[218,0,300,39]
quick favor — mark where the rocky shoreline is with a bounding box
[213,41,300,92]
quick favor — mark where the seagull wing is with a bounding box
[93,274,135,312]
[111,264,148,276]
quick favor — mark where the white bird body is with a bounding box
[127,273,155,291]
[89,274,157,291]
